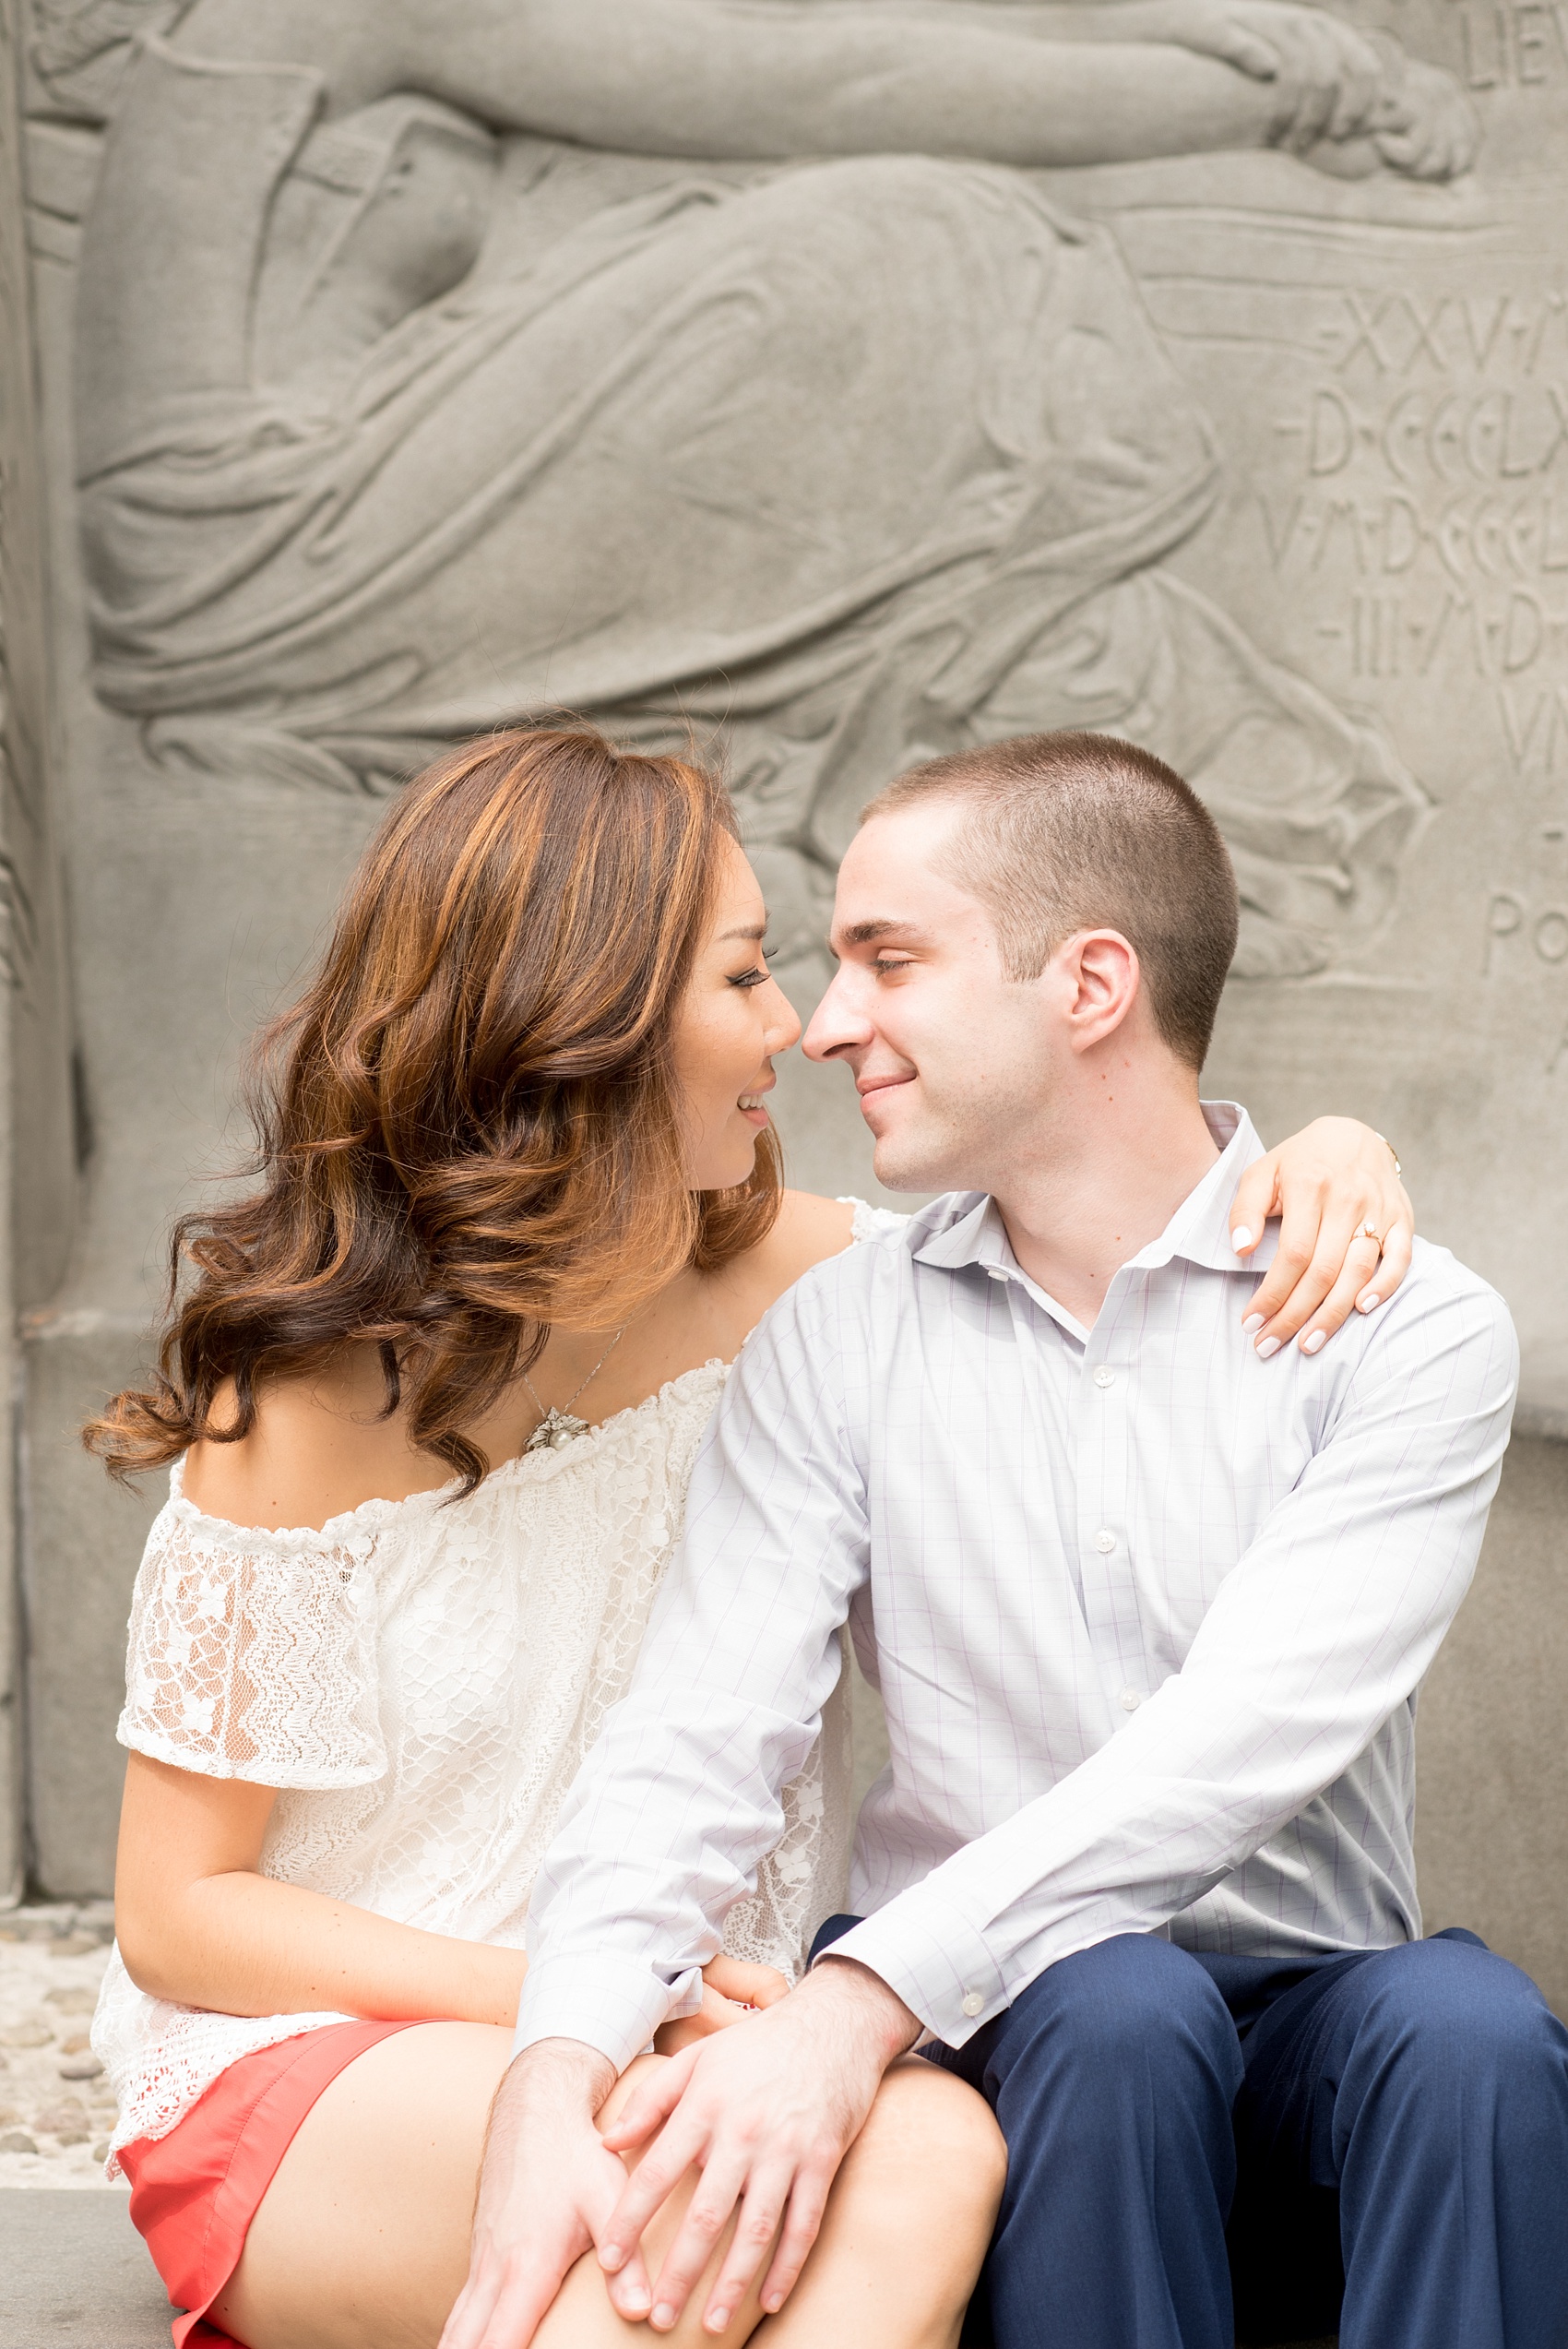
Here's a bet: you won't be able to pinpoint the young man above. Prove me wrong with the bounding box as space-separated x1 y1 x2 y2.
449 733 1565 2349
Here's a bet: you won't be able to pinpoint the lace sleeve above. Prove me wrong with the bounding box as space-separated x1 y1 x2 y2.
117 1476 386 1788
720 1632 854 1981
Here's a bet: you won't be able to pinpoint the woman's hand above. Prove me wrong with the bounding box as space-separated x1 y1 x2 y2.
654 1953 790 2053
1230 1118 1411 1358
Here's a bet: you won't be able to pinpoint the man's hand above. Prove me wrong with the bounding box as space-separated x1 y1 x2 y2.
597 1958 921 2335
439 2039 640 2349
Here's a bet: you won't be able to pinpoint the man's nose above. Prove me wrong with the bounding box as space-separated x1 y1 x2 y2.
802 966 871 1063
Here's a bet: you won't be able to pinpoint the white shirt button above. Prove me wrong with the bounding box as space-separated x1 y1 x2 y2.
1092 1365 1115 1389
1094 1529 1117 1554
1119 1687 1144 1712
960 1990 986 2018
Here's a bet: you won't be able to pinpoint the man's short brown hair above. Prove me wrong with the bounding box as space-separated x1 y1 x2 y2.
861 732 1240 1070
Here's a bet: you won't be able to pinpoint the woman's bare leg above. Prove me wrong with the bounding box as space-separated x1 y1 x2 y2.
212 2024 508 2349
214 2026 1002 2349
216 2028 753 2349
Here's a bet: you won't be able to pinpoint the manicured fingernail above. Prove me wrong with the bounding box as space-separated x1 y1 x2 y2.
1301 1330 1326 1355
1357 1289 1381 1313
708 2310 731 2334
763 2298 784 2316
600 2245 625 2271
1255 1336 1282 1359
653 2308 677 2331
1241 1313 1265 1335
622 2288 650 2315
1232 1225 1254 1251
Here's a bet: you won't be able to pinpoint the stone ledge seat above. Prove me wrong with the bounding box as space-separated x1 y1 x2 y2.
0 2188 1339 2347
0 2192 172 2348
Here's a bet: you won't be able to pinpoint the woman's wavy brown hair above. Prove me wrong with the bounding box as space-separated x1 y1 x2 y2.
85 726 781 1493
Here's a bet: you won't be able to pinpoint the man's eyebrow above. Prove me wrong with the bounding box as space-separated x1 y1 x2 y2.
837 918 932 948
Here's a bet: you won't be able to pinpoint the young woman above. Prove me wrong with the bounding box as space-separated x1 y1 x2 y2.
88 727 1412 2349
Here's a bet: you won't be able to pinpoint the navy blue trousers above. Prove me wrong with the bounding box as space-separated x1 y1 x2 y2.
811 1920 1568 2349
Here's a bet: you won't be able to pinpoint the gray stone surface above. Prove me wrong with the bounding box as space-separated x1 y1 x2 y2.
0 2192 172 2348
0 1903 120 2189
0 0 1564 2032
1414 1431 1568 2018
0 2188 1337 2349
0 0 76 1905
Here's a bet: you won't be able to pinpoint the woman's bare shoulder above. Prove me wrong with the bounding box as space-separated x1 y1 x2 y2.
770 1189 859 1276
710 1190 856 1327
180 1350 446 1533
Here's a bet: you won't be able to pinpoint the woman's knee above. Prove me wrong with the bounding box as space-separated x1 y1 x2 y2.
852 2057 1008 2230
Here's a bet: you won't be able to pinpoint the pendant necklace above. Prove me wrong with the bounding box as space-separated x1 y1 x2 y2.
521 1328 627 1453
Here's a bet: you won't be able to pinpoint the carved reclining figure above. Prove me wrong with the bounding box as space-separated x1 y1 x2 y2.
53 0 1471 973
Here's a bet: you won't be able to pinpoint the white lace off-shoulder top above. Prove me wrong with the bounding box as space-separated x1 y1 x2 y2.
93 1203 907 2164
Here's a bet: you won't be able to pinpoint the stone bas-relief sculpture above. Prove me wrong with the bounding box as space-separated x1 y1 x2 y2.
47 0 1472 984
12 0 1568 2002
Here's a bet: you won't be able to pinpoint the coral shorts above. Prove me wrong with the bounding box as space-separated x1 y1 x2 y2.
119 2020 425 2346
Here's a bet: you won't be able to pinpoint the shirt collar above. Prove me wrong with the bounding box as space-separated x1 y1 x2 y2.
911 1102 1266 1284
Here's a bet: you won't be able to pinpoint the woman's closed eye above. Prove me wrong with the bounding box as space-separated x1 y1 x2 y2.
727 948 778 990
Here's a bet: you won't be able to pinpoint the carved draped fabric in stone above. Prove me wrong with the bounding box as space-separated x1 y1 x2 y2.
76 34 1425 977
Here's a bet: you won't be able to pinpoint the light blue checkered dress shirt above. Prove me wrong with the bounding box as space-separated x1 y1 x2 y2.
516 1104 1518 2066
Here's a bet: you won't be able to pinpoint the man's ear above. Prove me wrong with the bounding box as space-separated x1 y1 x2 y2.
1062 929 1140 1054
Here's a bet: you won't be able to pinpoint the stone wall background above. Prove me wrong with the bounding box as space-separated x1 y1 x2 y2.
0 0 75 1908
3 0 1565 2012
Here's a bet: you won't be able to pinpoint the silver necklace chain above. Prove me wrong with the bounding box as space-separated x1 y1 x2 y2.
520 1327 627 1453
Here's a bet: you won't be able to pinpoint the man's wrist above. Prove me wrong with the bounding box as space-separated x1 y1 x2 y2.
811 1953 923 2060
508 2034 619 2117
